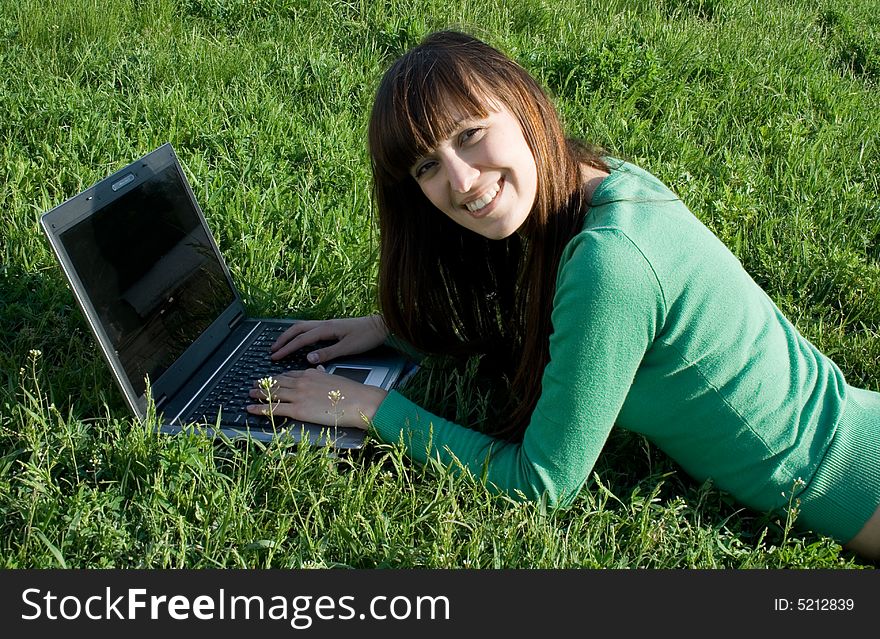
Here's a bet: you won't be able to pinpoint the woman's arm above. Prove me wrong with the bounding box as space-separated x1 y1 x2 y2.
370 228 665 506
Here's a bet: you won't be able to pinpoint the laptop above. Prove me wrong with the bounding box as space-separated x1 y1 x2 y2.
40 142 413 450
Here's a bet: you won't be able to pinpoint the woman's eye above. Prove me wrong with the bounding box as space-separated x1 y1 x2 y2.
414 161 435 178
461 128 483 143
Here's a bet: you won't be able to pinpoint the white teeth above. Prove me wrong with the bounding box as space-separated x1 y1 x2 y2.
465 184 500 212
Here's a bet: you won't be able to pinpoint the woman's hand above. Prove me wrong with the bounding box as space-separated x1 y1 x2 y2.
247 366 388 430
270 314 389 364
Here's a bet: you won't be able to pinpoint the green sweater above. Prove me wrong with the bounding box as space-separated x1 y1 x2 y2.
372 160 872 541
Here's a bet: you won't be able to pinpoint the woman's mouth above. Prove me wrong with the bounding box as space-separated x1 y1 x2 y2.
464 178 504 216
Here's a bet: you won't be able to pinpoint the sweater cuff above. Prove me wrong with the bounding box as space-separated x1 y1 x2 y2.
796 385 880 543
370 390 435 464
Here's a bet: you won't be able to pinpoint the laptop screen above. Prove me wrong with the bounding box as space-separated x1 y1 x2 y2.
59 163 235 396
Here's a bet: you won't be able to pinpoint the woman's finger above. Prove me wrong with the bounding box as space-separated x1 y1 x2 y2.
276 367 326 381
271 321 337 359
274 369 309 383
270 321 316 351
245 401 288 417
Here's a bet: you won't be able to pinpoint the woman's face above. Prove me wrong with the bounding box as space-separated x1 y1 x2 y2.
409 105 538 240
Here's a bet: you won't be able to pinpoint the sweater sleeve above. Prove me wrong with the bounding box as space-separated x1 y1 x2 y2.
371 228 665 506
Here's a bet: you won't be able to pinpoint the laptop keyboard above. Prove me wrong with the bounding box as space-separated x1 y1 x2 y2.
189 324 332 429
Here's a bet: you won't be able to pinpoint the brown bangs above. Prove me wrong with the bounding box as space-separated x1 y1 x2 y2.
368 45 491 184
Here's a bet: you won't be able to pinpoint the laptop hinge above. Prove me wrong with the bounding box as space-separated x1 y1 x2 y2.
228 312 244 329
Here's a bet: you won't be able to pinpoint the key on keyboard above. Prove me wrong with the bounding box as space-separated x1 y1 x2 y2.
190 324 333 429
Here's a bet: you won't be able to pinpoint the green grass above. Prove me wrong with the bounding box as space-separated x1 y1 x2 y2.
1 0 878 568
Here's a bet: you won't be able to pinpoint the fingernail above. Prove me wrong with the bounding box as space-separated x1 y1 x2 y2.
307 352 318 363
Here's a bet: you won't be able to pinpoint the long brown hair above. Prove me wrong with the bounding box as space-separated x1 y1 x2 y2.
368 30 606 441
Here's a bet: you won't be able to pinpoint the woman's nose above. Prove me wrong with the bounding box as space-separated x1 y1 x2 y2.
445 154 479 193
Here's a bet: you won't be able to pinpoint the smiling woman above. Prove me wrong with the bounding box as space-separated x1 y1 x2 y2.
406 108 538 240
257 30 880 561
